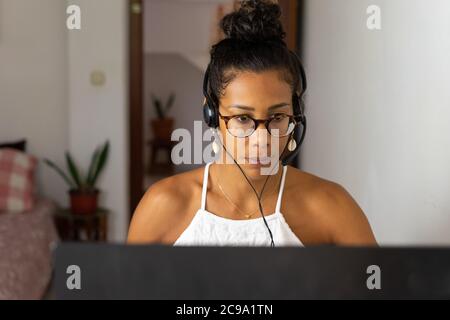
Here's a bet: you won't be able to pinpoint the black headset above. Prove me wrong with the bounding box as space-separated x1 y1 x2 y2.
201 50 307 247
202 50 308 166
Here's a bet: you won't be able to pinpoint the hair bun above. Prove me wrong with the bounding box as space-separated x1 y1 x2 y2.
220 0 286 43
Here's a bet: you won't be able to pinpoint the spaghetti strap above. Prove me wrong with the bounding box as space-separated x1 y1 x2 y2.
200 162 212 210
174 162 303 247
275 165 288 213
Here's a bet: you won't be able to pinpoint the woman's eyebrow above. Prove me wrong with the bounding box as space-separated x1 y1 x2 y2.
227 102 290 111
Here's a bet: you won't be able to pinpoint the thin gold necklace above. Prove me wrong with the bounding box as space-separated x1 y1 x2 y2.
213 167 281 219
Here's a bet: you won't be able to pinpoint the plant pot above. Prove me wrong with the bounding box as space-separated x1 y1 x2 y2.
151 117 174 142
69 189 99 215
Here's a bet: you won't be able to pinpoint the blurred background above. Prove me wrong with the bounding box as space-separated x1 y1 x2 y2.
0 0 449 298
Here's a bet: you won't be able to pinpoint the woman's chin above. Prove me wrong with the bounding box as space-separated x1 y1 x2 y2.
239 161 279 177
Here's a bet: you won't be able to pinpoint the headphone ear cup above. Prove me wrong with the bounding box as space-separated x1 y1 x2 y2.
292 93 301 115
203 101 218 128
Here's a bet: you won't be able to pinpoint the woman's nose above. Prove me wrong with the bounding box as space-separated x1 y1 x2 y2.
252 117 270 132
256 121 267 131
250 128 271 146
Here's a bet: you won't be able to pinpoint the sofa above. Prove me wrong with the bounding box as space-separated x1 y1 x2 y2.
0 198 59 299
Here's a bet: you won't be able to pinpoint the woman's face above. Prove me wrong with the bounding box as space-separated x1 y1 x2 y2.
218 69 294 178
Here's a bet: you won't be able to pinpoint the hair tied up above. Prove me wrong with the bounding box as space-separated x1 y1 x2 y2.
220 0 286 43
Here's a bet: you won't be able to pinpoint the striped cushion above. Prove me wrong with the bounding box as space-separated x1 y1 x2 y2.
0 149 37 212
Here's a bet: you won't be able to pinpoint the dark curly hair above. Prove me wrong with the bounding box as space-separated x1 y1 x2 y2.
207 0 305 109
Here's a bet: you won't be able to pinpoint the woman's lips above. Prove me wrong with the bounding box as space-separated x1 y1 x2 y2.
244 156 272 165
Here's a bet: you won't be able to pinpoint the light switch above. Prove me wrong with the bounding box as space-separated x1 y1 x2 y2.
90 70 106 87
131 3 142 15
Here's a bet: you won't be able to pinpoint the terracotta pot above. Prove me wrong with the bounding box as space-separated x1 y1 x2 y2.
151 118 174 142
69 189 99 215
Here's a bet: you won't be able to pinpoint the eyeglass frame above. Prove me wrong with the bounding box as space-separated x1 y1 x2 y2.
217 111 303 138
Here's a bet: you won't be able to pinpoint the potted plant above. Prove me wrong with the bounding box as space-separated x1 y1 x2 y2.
150 92 176 142
44 141 110 215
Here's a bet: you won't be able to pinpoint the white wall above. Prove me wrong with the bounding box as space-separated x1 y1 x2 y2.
143 0 230 174
144 53 206 173
0 0 130 242
67 0 129 242
144 0 233 70
145 0 212 53
0 0 69 206
144 0 225 53
301 0 450 245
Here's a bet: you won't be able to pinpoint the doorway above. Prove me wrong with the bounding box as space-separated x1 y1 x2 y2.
128 0 304 220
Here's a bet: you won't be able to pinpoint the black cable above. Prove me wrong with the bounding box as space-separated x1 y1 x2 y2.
212 129 293 247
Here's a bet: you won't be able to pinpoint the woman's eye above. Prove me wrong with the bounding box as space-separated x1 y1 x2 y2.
236 115 251 123
272 114 286 122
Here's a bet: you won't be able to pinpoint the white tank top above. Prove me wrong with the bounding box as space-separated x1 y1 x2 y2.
173 161 303 247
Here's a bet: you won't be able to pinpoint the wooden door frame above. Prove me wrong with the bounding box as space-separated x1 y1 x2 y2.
279 0 304 167
129 0 144 219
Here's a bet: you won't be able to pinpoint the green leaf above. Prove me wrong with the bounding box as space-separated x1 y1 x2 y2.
43 159 76 189
86 149 100 187
89 141 110 188
156 101 164 119
65 152 83 189
165 92 176 115
151 93 165 119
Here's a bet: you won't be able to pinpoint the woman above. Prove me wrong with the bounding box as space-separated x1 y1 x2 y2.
128 0 377 247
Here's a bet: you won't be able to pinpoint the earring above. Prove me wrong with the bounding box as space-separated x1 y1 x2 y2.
287 138 297 152
210 128 221 154
212 140 221 154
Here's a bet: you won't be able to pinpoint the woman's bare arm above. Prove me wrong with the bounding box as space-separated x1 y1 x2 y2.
127 178 186 244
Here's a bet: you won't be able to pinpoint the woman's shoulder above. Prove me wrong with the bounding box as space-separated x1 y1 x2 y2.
284 165 346 220
285 164 362 217
284 165 377 245
127 165 206 244
285 165 342 198
148 166 205 201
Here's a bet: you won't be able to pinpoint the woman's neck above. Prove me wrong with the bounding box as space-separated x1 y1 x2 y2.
209 161 284 205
